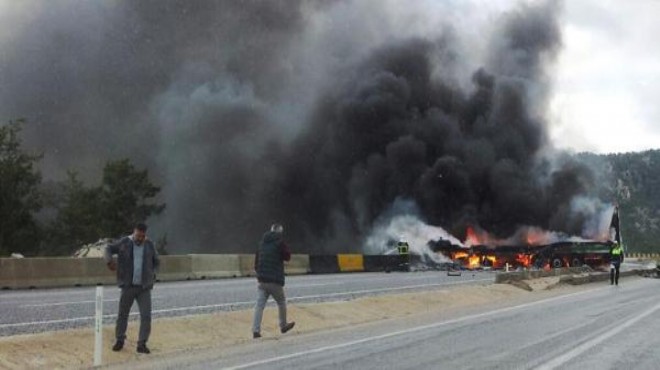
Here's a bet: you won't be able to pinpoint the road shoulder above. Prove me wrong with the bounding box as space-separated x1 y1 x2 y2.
0 276 629 369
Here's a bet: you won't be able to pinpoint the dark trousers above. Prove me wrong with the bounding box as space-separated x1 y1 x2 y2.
116 286 152 344
610 262 621 285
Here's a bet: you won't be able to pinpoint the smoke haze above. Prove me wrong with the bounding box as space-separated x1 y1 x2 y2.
0 0 610 253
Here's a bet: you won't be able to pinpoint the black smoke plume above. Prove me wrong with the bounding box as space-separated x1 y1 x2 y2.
0 1 605 253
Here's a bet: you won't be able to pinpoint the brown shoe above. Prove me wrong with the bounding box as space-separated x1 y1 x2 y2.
281 322 295 334
253 332 262 339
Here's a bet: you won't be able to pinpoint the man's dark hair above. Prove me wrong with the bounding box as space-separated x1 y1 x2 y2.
135 223 148 232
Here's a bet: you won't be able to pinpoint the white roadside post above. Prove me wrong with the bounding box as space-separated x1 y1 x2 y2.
94 285 103 366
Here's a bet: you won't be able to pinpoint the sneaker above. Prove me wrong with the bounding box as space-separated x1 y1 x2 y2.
253 332 262 339
281 322 295 334
112 340 124 352
136 343 151 354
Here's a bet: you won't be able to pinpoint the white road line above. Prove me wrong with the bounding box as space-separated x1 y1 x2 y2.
286 282 343 288
0 272 493 301
0 314 115 328
22 299 119 308
535 301 660 370
288 278 493 301
14 279 482 308
0 278 491 329
223 287 612 370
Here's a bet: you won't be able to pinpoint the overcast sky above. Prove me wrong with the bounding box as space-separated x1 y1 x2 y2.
0 0 658 155
550 0 660 154
0 0 651 248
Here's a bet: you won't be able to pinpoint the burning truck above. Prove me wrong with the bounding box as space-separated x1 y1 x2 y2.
430 240 614 270
429 207 622 271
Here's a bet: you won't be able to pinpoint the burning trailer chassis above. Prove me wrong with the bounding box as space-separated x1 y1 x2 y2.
431 240 615 271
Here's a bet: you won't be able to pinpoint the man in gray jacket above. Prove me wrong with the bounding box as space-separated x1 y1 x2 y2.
104 223 160 354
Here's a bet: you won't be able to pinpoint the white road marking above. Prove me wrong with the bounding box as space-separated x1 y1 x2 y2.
223 286 612 370
22 299 119 308
287 278 493 301
0 272 494 303
0 314 114 328
285 282 344 288
0 278 491 329
14 279 474 308
11 277 437 308
535 301 660 370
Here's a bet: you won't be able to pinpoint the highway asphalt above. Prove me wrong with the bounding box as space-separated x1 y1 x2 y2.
135 276 660 370
0 271 494 336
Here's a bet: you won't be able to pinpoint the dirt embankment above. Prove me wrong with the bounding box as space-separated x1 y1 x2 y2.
0 276 571 370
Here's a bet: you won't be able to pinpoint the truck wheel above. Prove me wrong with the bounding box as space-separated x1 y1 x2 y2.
552 258 563 269
571 258 582 267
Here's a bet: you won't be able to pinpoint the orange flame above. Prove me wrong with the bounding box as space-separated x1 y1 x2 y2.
523 228 547 246
484 255 497 265
515 253 532 268
453 251 469 260
526 235 539 246
468 255 480 269
464 225 500 247
465 226 480 246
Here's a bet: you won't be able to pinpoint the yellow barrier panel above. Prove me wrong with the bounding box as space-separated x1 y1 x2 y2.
337 254 364 272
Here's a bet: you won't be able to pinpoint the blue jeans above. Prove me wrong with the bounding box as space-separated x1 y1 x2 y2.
252 282 287 333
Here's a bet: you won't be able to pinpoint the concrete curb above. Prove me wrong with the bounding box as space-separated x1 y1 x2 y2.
496 268 655 287
0 253 312 290
494 267 591 284
559 269 652 285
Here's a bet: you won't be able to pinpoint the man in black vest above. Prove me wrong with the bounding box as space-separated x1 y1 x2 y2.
252 223 295 338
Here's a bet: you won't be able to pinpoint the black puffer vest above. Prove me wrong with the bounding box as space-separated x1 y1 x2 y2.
256 231 285 286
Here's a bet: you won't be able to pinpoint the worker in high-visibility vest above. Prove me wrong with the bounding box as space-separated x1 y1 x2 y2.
397 239 410 271
609 242 624 285
397 241 409 255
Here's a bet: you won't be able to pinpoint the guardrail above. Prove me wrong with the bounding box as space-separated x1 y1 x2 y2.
5 252 655 290
625 253 660 259
0 254 419 289
0 254 313 290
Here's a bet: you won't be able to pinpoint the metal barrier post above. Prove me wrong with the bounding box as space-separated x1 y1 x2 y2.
94 286 103 366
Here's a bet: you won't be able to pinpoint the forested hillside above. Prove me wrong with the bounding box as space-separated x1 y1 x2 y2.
577 150 660 252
